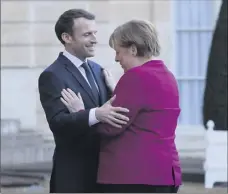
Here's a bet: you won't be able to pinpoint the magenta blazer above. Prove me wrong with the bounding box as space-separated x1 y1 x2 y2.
96 60 182 186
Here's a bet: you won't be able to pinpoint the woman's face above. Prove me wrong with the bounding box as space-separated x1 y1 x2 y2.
113 44 136 72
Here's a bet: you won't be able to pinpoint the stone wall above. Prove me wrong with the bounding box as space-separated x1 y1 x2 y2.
1 0 173 135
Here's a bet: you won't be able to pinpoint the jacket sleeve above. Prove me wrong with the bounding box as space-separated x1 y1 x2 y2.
38 71 90 137
96 70 144 137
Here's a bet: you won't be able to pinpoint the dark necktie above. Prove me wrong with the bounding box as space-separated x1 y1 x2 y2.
81 62 99 104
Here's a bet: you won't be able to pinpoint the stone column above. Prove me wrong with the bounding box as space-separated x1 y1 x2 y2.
1 1 37 131
150 0 174 70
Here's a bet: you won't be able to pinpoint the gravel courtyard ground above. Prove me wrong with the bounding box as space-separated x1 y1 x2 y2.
1 182 227 194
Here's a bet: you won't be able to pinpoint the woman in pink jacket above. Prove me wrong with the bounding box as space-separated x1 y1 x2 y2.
61 19 181 193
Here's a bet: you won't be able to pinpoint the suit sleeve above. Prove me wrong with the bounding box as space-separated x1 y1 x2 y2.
96 70 144 137
38 71 90 137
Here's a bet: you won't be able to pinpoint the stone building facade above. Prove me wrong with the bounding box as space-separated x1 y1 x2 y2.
1 0 222 153
1 0 175 136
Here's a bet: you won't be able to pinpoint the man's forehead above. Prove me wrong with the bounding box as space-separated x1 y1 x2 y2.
73 18 96 28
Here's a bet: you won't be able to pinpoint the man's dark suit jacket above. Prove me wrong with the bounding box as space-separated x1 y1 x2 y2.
38 53 110 193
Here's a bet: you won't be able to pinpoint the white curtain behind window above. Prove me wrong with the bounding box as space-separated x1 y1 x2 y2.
174 0 220 125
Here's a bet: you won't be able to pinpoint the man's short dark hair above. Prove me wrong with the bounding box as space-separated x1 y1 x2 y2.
55 9 95 44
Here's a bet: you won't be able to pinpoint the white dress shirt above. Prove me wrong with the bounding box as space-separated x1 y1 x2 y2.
63 50 100 126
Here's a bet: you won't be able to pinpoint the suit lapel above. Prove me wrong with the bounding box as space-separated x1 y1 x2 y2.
61 55 97 106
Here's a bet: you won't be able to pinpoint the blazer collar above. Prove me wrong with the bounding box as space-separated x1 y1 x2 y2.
62 50 84 68
58 52 98 106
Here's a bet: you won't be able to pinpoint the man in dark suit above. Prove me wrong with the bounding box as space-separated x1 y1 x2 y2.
38 9 129 193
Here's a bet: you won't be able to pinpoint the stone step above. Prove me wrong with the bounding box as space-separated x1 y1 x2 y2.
0 157 207 188
2 157 205 175
1 170 49 179
1 175 42 187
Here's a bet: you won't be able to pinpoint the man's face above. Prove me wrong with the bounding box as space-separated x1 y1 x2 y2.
68 18 97 60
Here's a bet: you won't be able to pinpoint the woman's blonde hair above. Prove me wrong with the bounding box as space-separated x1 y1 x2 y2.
109 19 160 57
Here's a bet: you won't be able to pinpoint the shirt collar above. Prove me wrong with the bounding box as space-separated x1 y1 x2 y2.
63 50 87 68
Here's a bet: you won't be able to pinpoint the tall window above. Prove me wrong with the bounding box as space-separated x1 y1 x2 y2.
174 0 220 125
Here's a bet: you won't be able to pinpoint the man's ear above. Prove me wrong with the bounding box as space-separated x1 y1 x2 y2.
61 32 72 44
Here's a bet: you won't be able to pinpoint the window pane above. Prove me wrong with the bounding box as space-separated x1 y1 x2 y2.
176 31 212 77
177 80 205 125
174 0 215 125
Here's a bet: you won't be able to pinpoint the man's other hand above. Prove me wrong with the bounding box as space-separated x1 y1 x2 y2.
95 95 130 128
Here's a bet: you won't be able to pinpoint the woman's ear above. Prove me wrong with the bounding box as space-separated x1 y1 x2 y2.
130 45 137 56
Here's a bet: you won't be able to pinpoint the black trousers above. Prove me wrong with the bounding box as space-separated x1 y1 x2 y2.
97 184 179 193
